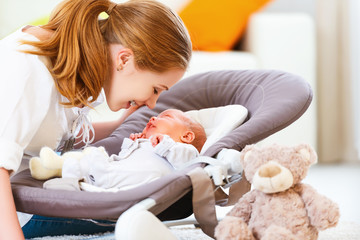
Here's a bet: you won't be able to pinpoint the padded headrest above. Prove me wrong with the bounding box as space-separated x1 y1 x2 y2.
12 70 312 221
185 105 248 154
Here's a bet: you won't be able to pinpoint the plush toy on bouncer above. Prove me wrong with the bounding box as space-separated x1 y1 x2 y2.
215 143 340 240
29 146 108 180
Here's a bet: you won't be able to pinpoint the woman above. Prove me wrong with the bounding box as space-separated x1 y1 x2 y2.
0 0 192 238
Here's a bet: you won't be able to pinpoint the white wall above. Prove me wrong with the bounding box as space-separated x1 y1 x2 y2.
0 0 63 38
349 0 360 158
264 0 315 16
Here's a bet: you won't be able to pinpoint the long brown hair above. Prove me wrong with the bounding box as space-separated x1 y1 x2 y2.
22 0 192 107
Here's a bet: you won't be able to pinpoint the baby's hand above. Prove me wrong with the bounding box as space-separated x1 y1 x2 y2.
150 134 164 147
129 132 145 140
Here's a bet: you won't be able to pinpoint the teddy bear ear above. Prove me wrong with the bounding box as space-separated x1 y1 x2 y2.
239 144 255 165
297 144 318 165
240 144 256 164
240 145 255 157
243 144 255 152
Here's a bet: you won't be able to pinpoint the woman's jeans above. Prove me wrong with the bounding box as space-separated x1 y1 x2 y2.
22 215 115 239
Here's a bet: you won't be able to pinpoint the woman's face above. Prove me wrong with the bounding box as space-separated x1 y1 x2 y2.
104 45 185 111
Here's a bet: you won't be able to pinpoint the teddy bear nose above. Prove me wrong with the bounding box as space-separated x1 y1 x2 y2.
258 162 281 178
253 161 294 193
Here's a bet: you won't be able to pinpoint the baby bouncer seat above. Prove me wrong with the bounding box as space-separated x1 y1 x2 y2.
11 70 313 238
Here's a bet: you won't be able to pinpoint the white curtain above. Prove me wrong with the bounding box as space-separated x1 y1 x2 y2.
316 0 359 162
349 0 360 160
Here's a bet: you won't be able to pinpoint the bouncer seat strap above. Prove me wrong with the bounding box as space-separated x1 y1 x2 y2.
187 167 252 238
187 167 218 238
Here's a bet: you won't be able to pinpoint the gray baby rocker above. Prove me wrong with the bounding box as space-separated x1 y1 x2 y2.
11 70 313 239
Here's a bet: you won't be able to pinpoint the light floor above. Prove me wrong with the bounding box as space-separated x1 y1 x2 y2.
303 163 360 224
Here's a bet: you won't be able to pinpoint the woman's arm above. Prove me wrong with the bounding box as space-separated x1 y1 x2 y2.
75 105 140 148
0 168 25 240
92 105 139 142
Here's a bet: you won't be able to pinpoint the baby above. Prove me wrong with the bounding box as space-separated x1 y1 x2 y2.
31 109 207 191
129 108 206 166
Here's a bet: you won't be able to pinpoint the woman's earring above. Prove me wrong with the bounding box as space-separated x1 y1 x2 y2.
117 64 123 71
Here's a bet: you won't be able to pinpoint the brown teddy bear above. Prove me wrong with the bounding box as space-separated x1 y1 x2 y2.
214 143 340 240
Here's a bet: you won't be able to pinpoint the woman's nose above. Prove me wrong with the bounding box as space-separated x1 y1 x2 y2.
145 95 159 109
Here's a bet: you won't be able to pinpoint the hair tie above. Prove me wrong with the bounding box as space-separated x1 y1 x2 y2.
107 2 117 16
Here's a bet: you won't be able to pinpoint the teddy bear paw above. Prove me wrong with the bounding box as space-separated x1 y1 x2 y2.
215 216 255 240
262 225 298 240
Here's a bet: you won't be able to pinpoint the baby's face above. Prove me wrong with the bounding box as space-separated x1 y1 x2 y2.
142 109 189 142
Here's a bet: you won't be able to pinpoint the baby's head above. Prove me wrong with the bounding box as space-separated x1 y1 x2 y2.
142 109 206 152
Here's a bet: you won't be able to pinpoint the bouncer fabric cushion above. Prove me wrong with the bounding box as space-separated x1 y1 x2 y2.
11 70 313 221
185 105 248 154
94 70 312 159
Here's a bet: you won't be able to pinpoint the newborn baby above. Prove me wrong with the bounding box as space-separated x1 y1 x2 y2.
36 109 206 191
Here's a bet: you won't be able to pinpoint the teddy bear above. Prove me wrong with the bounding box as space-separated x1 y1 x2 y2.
29 146 108 180
214 143 340 240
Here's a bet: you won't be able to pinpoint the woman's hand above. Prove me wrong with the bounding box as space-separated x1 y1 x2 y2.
90 104 142 145
124 104 141 117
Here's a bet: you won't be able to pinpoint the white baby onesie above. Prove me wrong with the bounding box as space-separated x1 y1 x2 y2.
62 135 199 190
